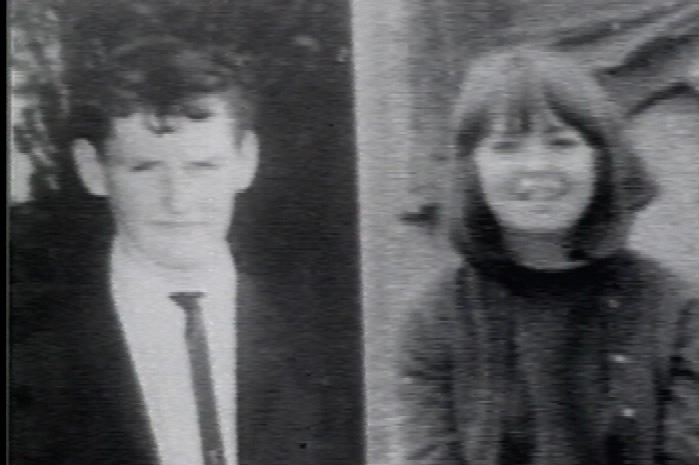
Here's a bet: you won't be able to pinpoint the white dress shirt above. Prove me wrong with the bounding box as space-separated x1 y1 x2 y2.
111 238 237 465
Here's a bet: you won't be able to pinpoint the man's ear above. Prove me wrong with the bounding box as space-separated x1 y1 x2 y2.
237 131 259 191
73 139 108 196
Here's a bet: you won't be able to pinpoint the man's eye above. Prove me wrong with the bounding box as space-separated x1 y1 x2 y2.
550 137 580 148
490 139 519 152
188 161 220 170
129 161 159 172
183 106 212 121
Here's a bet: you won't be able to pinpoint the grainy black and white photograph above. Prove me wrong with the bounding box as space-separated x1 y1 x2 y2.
10 1 362 464
355 1 698 465
9 0 699 464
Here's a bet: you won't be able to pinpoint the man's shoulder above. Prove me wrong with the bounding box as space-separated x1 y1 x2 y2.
11 200 113 344
11 200 112 284
237 266 314 326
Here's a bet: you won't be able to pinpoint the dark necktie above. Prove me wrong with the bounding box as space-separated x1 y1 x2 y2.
170 291 227 465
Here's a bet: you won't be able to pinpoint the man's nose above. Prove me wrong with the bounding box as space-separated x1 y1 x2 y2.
161 168 193 213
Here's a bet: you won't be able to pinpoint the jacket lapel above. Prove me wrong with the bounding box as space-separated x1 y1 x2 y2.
68 248 158 465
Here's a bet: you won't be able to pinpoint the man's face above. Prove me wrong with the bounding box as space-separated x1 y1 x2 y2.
97 97 257 270
473 120 595 235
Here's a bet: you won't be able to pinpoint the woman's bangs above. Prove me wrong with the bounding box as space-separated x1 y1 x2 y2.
486 63 571 138
454 49 610 155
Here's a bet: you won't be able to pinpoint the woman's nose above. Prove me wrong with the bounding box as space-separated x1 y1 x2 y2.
520 139 556 171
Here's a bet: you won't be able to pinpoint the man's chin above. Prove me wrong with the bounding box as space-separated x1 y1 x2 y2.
160 250 219 268
141 244 225 272
119 232 228 271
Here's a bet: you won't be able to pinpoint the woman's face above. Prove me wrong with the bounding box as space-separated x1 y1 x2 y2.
473 119 596 235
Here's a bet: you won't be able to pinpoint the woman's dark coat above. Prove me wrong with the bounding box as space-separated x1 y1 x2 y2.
399 252 698 464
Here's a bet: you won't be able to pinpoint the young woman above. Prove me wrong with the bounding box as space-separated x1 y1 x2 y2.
398 46 698 465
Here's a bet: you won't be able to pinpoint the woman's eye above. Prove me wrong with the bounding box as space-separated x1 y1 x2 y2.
129 161 159 172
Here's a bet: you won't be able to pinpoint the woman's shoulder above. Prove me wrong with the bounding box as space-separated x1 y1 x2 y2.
615 249 698 302
614 250 697 352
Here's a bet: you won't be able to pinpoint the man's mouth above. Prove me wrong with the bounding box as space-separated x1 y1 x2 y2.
152 221 207 228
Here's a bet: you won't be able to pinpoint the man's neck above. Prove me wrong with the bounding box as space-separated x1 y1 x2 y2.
113 236 233 289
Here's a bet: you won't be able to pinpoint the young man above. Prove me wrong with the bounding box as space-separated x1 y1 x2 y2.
11 36 329 465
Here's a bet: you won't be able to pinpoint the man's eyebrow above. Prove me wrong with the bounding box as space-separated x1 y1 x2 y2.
187 155 227 163
543 125 574 134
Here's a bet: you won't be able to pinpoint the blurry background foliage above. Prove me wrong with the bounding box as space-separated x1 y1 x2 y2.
10 0 351 204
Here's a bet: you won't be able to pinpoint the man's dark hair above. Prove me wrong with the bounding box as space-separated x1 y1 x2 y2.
69 36 257 153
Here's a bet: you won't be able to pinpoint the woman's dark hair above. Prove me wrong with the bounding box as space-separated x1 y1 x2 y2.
447 45 657 264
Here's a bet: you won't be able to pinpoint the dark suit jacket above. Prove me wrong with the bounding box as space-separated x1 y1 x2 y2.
10 207 338 465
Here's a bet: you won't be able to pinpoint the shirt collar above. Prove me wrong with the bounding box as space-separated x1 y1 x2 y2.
111 235 236 299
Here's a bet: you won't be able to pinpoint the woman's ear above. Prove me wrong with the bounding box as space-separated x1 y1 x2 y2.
73 139 108 196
